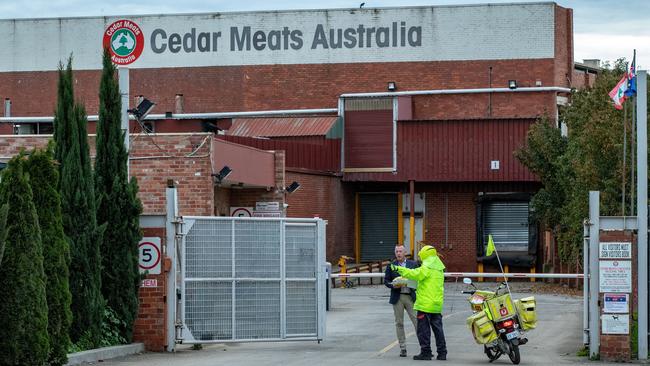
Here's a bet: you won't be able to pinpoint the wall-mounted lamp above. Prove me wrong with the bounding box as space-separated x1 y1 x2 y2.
212 166 232 183
387 81 397 91
508 80 518 90
128 98 156 122
285 181 301 194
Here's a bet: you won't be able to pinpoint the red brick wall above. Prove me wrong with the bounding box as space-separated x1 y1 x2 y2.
412 92 557 121
572 70 597 89
554 6 574 88
598 230 636 362
4 60 568 123
285 170 354 262
134 227 167 352
129 134 214 216
0 133 215 216
424 192 477 273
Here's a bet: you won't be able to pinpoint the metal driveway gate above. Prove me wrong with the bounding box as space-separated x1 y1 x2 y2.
176 217 326 343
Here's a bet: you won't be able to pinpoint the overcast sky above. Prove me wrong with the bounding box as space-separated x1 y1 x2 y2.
1 0 647 68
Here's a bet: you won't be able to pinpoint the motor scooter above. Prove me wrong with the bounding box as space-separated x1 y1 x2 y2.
462 278 537 364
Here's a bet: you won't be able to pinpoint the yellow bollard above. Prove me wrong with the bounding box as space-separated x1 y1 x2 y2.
530 267 536 282
338 256 348 288
338 256 354 288
477 262 484 282
504 265 509 282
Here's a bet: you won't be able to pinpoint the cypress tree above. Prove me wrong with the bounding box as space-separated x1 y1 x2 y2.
54 58 105 346
25 146 73 365
0 203 7 266
0 155 49 365
95 48 143 341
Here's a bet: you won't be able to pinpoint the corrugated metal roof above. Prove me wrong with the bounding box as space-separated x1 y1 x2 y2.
228 117 337 137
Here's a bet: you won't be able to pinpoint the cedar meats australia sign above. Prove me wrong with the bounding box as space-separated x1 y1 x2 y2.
0 3 556 71
103 19 145 65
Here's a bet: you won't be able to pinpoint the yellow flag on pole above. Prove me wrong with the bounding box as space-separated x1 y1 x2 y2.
486 234 496 256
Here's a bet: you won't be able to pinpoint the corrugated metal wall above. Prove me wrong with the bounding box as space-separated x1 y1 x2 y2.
344 98 393 169
343 118 537 182
216 135 340 172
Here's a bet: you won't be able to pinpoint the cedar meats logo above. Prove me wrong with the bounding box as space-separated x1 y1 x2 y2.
103 19 144 65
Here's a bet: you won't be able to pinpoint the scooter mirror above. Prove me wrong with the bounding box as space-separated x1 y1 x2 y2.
463 277 472 285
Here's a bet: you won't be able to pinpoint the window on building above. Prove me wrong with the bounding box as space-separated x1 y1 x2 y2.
13 122 54 135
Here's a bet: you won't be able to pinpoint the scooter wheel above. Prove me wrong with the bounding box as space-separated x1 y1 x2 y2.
508 342 520 364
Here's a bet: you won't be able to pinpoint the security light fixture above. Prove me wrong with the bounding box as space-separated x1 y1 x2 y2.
212 166 232 183
508 80 518 90
128 98 155 122
285 181 301 194
387 81 397 91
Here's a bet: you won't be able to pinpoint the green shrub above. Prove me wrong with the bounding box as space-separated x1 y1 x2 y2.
0 155 49 365
26 147 73 366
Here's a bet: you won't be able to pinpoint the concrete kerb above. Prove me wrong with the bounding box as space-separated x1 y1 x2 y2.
66 343 145 365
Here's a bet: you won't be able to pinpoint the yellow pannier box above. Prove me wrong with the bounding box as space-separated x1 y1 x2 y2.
485 293 516 322
466 310 498 344
515 296 537 330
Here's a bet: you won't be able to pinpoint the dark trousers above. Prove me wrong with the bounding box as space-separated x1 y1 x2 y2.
416 311 447 356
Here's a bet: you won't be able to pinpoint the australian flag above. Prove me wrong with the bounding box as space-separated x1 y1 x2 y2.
625 50 637 97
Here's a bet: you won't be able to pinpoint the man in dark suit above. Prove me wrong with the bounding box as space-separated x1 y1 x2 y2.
384 244 418 357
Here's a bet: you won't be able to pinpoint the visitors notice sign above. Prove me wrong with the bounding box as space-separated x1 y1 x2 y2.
599 242 632 259
599 260 632 293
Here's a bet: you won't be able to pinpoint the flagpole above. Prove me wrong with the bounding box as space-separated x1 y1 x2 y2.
630 89 636 216
631 49 637 215
488 235 512 296
494 247 513 296
623 97 628 216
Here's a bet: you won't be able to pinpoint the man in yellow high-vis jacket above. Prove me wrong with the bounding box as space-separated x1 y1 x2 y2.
392 245 447 361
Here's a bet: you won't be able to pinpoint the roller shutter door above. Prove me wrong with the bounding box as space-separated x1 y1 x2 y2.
360 193 398 261
483 201 529 252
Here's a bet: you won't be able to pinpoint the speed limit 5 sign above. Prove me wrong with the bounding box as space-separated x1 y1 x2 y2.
139 237 162 275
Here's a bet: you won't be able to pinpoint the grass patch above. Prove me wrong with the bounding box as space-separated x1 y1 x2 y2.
576 346 589 357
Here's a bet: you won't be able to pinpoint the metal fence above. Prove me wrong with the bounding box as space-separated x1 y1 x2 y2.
176 217 326 343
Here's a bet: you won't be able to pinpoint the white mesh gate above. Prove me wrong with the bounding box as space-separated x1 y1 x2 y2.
176 217 326 343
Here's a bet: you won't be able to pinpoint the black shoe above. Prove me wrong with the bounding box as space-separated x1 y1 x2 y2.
400 349 407 357
437 354 447 360
413 353 432 360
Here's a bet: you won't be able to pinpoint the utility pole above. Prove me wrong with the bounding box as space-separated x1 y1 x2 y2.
637 70 648 360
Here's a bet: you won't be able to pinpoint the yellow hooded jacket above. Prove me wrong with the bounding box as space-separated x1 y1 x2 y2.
394 246 445 314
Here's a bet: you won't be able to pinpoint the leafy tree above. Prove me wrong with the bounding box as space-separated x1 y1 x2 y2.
517 59 647 264
0 155 49 365
54 57 105 346
95 48 143 341
25 146 73 365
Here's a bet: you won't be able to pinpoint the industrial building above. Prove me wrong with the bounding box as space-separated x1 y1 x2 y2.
0 2 577 273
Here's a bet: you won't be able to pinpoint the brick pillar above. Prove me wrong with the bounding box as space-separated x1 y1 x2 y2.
133 227 168 351
598 230 637 362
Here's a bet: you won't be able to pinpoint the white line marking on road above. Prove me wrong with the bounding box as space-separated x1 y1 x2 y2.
377 310 470 355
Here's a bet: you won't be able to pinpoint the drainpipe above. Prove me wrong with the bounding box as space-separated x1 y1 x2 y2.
409 180 415 257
